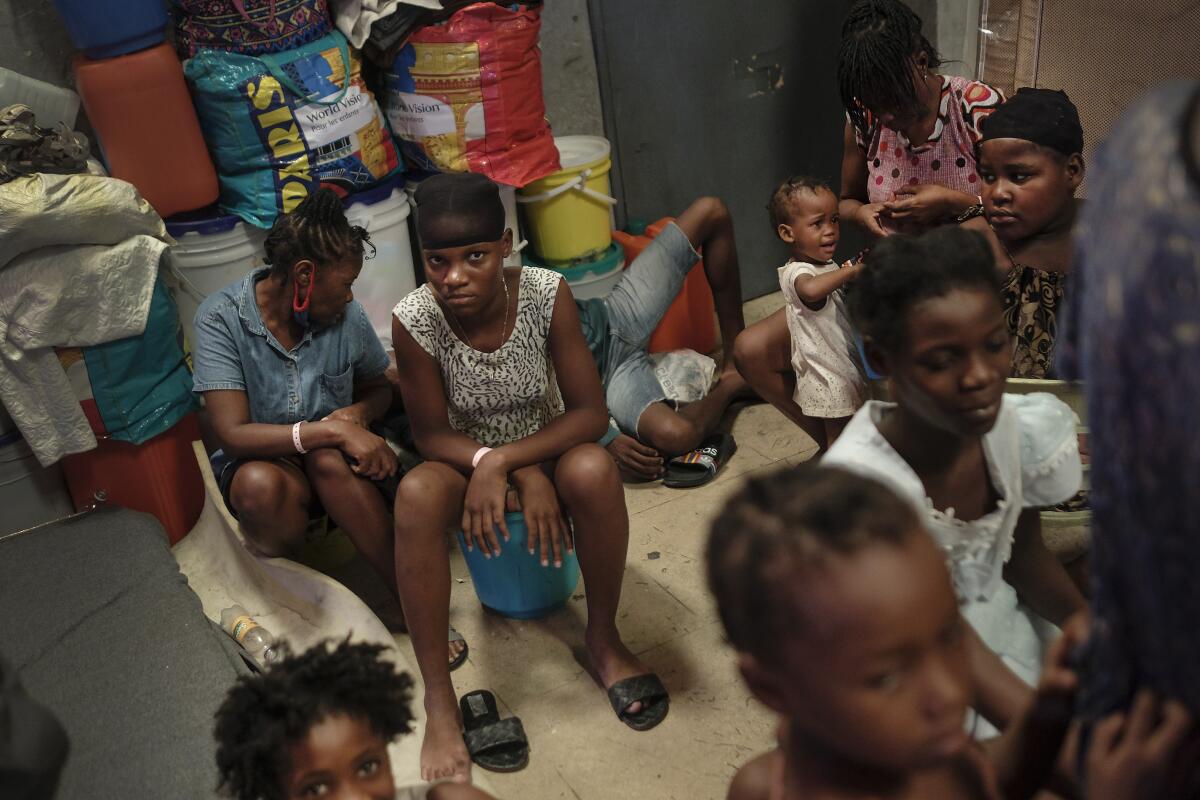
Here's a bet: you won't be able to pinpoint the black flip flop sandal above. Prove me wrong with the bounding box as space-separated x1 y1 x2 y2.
662 433 737 489
448 626 468 672
460 690 529 773
607 673 670 731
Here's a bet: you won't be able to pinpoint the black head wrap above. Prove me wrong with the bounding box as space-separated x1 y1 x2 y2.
413 172 507 249
979 87 1084 156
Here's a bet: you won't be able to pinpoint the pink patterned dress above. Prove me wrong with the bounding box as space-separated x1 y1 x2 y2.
852 75 1005 233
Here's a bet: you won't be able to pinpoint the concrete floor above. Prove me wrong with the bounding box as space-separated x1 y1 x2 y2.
341 293 807 799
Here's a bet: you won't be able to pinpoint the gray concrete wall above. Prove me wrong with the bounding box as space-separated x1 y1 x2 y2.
0 1 78 87
538 0 604 137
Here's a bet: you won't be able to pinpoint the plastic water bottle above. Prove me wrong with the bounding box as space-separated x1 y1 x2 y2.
220 605 279 667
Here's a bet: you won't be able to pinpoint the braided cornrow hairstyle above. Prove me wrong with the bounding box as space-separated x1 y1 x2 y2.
706 464 918 664
213 638 414 800
768 175 833 230
262 189 376 277
838 0 942 135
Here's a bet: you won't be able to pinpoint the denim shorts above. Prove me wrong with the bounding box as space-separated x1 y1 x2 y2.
602 222 700 436
210 449 325 521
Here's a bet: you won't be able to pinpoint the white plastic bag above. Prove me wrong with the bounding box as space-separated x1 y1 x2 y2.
650 348 716 404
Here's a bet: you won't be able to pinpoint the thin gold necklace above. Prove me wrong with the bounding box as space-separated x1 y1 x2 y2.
446 270 511 355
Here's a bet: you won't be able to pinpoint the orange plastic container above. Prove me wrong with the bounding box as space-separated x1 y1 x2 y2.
61 413 205 545
74 43 218 217
612 218 716 354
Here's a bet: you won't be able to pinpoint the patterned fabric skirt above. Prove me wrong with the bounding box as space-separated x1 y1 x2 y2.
1002 265 1067 379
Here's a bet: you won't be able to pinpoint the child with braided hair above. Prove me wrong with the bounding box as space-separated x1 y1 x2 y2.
213 639 494 800
191 189 467 670
711 466 1177 800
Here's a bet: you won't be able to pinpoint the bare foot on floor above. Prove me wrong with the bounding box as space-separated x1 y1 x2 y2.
421 693 472 783
586 627 653 715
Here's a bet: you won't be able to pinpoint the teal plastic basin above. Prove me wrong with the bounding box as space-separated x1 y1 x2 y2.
455 511 580 619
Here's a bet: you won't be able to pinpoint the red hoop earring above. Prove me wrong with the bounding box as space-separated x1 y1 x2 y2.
292 267 316 313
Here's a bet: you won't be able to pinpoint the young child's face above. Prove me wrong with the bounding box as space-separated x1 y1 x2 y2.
777 188 840 262
762 531 971 772
285 713 395 800
422 229 514 317
978 138 1082 244
874 287 1010 438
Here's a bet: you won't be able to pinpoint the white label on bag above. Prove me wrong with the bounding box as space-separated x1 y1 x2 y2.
387 91 456 139
295 85 376 150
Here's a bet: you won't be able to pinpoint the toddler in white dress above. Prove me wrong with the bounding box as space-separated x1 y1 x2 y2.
770 176 867 451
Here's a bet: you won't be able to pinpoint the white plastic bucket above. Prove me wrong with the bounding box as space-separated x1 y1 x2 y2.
344 175 417 347
165 211 268 350
0 431 75 536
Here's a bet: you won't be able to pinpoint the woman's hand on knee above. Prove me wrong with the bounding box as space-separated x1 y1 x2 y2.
512 466 572 568
333 421 398 481
462 458 508 557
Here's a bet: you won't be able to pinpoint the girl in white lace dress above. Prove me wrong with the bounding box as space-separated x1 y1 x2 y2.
389 174 668 783
823 227 1086 737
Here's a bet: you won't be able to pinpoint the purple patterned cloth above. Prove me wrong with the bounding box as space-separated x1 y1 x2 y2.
172 0 332 58
1061 81 1200 718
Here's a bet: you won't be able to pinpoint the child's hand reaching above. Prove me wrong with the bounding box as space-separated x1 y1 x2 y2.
852 202 890 238
1087 690 1196 800
1035 612 1088 706
990 613 1089 800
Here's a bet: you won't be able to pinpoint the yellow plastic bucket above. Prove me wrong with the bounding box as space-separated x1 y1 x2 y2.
518 136 616 263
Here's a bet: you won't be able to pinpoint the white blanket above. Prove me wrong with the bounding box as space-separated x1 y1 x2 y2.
331 0 443 48
0 236 167 465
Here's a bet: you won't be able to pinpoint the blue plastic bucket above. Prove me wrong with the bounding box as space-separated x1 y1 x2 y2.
52 0 168 59
455 512 580 620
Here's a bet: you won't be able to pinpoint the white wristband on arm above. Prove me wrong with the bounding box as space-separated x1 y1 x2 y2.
472 446 493 468
292 421 308 455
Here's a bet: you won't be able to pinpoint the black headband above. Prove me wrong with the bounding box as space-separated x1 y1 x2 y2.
980 87 1083 156
413 172 506 249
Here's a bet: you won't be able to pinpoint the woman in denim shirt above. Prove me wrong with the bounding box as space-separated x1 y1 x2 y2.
191 191 463 656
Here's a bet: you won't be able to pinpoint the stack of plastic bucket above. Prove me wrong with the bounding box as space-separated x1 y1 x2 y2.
59 0 218 217
165 210 269 351
518 136 625 299
344 174 418 346
455 512 580 619
523 242 625 300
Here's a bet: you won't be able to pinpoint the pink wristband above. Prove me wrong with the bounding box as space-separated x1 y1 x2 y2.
292 421 308 454
471 446 493 468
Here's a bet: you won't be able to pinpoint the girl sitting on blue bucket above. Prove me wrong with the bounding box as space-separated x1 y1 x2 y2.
214 638 495 800
391 173 669 783
823 226 1088 737
191 190 467 670
770 175 868 452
